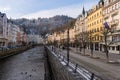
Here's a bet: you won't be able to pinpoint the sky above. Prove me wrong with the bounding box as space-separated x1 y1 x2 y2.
0 0 99 19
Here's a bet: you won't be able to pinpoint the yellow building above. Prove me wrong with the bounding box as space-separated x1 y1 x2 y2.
63 30 67 41
47 32 57 44
87 3 104 51
47 35 53 44
59 31 64 44
69 28 75 46
47 27 76 46
55 32 61 44
69 28 75 42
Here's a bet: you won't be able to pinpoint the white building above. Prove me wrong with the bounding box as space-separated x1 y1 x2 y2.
0 12 8 46
7 22 20 45
12 25 20 43
28 34 43 44
19 27 25 43
103 0 120 53
7 21 13 45
74 7 88 45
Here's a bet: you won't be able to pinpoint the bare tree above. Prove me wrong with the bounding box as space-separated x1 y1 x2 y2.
80 31 87 55
102 28 113 62
86 31 94 57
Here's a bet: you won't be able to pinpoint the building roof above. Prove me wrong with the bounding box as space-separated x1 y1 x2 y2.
0 12 6 18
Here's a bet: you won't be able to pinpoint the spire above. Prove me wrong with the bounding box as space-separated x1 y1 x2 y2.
82 6 85 16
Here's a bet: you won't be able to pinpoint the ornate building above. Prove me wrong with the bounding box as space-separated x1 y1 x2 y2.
103 0 120 53
74 7 88 46
0 12 8 46
87 2 104 51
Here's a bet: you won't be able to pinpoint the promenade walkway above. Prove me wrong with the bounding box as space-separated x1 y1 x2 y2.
56 47 120 80
70 47 120 62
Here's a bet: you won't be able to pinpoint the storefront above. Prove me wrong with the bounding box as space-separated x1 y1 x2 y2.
100 42 120 54
0 38 8 46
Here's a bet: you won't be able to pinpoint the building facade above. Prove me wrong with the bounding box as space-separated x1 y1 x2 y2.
103 0 120 53
28 34 43 44
0 12 8 46
69 28 75 46
73 7 88 47
87 2 104 51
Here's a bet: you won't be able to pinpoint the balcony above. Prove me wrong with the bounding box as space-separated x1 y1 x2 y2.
104 14 109 20
111 10 118 17
110 19 119 26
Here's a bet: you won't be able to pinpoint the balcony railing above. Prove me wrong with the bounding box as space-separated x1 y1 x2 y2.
104 14 109 20
110 19 119 26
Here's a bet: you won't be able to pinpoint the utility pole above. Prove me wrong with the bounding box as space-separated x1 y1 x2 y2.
67 28 70 66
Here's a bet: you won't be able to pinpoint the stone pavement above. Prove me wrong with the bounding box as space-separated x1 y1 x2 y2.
0 46 45 80
56 47 120 80
70 47 120 62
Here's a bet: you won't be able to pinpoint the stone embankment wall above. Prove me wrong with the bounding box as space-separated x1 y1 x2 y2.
45 46 85 80
0 45 32 59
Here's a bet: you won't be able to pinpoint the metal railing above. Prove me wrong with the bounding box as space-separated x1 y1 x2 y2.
48 46 102 80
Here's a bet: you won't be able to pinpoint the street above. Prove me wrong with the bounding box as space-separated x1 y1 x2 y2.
56 47 120 80
0 46 45 80
71 47 120 62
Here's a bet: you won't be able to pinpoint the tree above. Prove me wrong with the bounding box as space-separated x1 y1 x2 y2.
102 22 113 62
74 36 79 52
80 31 88 55
88 32 94 57
102 28 113 62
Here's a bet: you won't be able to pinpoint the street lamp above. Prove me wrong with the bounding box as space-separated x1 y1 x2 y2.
67 28 70 66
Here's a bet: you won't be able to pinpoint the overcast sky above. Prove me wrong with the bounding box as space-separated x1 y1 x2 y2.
0 0 99 19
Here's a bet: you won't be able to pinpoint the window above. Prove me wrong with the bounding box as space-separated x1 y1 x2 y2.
94 29 95 32
100 36 102 41
106 9 108 14
116 46 119 51
110 6 112 12
97 20 99 24
104 0 108 6
118 2 120 8
101 27 103 31
94 22 96 25
95 14 96 18
97 28 99 31
100 19 102 23
95 22 96 25
112 47 115 50
108 47 110 50
115 4 117 9
100 11 102 15
97 13 99 16
113 5 115 10
98 36 99 41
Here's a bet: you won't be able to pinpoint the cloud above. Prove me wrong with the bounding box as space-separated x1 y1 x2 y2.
21 7 81 19
20 1 98 19
0 6 11 12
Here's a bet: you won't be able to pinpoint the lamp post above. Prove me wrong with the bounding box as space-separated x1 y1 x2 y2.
67 28 70 66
